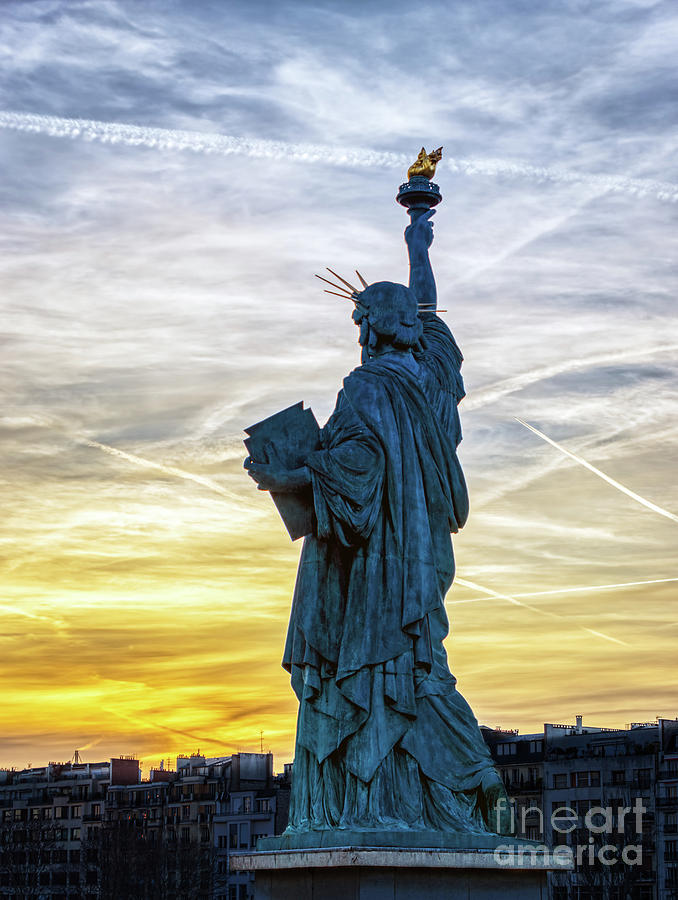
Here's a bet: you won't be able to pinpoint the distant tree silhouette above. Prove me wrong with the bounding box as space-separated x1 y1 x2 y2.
0 818 60 898
87 819 223 900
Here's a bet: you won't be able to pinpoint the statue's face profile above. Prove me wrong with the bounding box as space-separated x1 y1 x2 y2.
352 283 382 320
352 284 390 351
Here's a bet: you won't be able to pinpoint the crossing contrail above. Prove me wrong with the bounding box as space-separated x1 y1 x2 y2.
582 628 628 646
453 577 630 645
2 110 678 203
515 418 678 524
465 342 678 411
104 707 240 751
514 576 678 598
83 438 250 506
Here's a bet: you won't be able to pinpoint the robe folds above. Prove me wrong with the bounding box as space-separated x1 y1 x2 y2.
284 314 500 833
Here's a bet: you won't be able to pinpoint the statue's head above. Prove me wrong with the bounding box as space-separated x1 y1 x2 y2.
352 281 422 358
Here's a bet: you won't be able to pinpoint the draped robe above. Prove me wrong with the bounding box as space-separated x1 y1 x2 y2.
283 314 500 833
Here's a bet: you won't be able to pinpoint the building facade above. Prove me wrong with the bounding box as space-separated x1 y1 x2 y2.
0 752 290 899
483 716 678 900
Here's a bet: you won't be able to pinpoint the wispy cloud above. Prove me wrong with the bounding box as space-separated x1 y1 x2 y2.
465 343 678 411
2 111 677 203
514 576 678 598
83 438 251 506
453 577 630 646
515 418 678 524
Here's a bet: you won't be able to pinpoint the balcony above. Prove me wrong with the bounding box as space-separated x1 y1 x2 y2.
505 780 543 794
658 797 678 810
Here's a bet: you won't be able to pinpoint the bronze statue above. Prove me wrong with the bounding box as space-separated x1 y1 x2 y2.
245 165 512 842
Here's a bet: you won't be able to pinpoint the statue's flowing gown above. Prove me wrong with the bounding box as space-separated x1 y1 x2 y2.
284 313 499 833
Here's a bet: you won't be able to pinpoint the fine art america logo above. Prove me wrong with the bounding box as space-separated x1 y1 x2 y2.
493 797 647 867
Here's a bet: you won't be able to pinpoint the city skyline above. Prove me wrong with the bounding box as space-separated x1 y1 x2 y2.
1 0 677 770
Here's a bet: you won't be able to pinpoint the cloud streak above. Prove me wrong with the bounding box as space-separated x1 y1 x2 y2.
453 577 630 646
514 576 678 598
465 343 678 411
515 418 678 525
2 111 677 203
83 438 249 506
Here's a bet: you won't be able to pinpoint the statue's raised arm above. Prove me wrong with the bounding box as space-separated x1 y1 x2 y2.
405 208 437 312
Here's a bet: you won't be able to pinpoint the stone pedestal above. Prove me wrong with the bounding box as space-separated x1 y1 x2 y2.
231 840 572 900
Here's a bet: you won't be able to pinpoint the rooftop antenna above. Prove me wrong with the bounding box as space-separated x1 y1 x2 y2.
260 731 264 753
73 750 81 765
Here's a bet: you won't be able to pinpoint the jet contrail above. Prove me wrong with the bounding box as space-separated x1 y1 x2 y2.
455 577 559 615
465 342 678 411
453 577 630 645
2 110 677 203
77 736 104 753
104 708 239 751
514 576 678 598
83 438 249 505
0 603 57 624
515 418 678 524
582 628 628 646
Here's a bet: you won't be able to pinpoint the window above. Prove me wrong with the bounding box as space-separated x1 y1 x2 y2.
497 743 517 756
553 774 567 789
667 840 678 862
71 806 81 818
243 796 252 813
55 806 65 819
70 828 80 840
229 823 238 849
182 804 190 819
239 822 249 849
569 771 600 788
92 804 100 817
611 770 625 785
257 798 271 813
635 768 652 788
528 740 543 754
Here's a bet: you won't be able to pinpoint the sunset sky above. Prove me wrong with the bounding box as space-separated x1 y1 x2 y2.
1 0 677 775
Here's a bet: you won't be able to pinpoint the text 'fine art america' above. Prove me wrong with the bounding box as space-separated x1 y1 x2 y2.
244 148 513 844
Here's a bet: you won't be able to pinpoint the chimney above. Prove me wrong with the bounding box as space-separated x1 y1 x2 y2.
576 715 583 734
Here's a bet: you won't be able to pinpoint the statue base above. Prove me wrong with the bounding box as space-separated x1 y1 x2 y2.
231 836 572 899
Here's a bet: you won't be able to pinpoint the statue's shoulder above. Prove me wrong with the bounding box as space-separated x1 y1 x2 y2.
342 363 388 409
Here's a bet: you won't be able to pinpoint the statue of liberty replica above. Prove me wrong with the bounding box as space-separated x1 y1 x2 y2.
241 149 561 899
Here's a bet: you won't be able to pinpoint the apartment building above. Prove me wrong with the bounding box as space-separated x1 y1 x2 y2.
0 751 290 899
482 715 678 900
